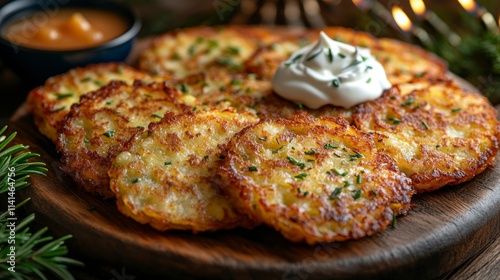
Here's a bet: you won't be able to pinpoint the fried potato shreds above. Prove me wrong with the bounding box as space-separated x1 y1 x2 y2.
28 63 164 142
109 109 259 232
218 115 413 244
57 81 193 198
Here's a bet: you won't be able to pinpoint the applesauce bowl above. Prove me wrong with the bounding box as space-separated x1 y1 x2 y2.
0 0 141 84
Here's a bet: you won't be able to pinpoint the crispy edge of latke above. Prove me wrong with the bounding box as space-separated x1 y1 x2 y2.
217 115 413 244
57 80 191 198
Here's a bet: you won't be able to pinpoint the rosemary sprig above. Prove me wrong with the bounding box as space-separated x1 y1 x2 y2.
0 126 82 279
0 126 47 193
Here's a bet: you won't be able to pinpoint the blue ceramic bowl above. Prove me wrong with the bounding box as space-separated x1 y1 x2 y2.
0 0 141 85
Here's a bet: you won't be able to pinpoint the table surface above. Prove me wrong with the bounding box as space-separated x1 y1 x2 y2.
0 43 498 280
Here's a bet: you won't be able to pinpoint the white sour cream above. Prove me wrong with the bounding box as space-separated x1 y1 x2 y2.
272 31 391 109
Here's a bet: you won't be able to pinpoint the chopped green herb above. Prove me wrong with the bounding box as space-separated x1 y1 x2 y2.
303 191 309 196
132 178 139 183
55 93 74 100
333 152 341 157
306 49 322 61
349 152 363 159
105 101 112 105
193 107 197 112
144 94 153 98
287 155 306 169
304 150 316 155
327 48 333 63
219 155 226 159
296 103 303 109
231 79 242 86
401 98 414 107
366 77 372 84
84 139 89 144
276 137 280 145
188 45 196 56
333 168 347 176
216 57 238 68
94 80 105 87
421 120 429 130
117 65 124 74
329 187 342 200
258 137 267 141
151 114 163 119
207 40 218 49
249 166 258 172
365 65 373 72
388 117 401 124
227 46 240 55
103 130 115 138
414 72 425 78
343 181 350 188
172 52 181 60
285 54 304 66
332 79 340 88
357 174 362 184
352 189 362 199
451 107 462 113
307 159 315 162
295 173 308 180
165 161 172 165
272 145 284 154
338 53 346 59
391 214 397 228
371 189 378 196
53 106 65 112
81 77 92 83
204 155 209 159
324 143 338 149
180 83 188 94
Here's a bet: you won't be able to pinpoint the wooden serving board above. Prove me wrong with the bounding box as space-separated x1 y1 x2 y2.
8 100 500 280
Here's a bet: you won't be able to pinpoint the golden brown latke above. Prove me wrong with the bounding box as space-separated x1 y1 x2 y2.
28 63 163 142
57 81 193 198
353 78 500 192
138 26 447 84
218 115 413 244
109 109 259 232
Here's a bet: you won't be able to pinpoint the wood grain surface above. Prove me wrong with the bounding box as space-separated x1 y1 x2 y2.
7 100 500 280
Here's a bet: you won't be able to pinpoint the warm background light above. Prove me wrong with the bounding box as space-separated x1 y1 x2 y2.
410 0 426 16
458 0 477 12
392 6 412 32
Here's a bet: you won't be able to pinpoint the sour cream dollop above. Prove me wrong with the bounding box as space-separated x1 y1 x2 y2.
272 31 391 109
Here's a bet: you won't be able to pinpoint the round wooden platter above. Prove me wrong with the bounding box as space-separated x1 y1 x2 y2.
7 101 500 280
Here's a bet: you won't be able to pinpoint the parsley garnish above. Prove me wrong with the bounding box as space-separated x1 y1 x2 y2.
451 107 462 113
388 117 401 124
103 130 115 138
131 178 139 183
401 98 414 107
295 173 308 180
333 168 347 176
327 48 333 63
307 49 322 61
55 93 74 100
332 79 340 88
287 155 306 169
272 145 284 154
304 150 316 155
151 114 163 119
357 174 362 184
422 120 429 130
324 143 338 149
248 166 258 172
165 161 172 165
329 187 342 200
352 189 362 199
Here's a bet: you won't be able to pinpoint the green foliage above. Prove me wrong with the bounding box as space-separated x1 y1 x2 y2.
430 31 500 104
0 126 83 279
0 126 47 193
